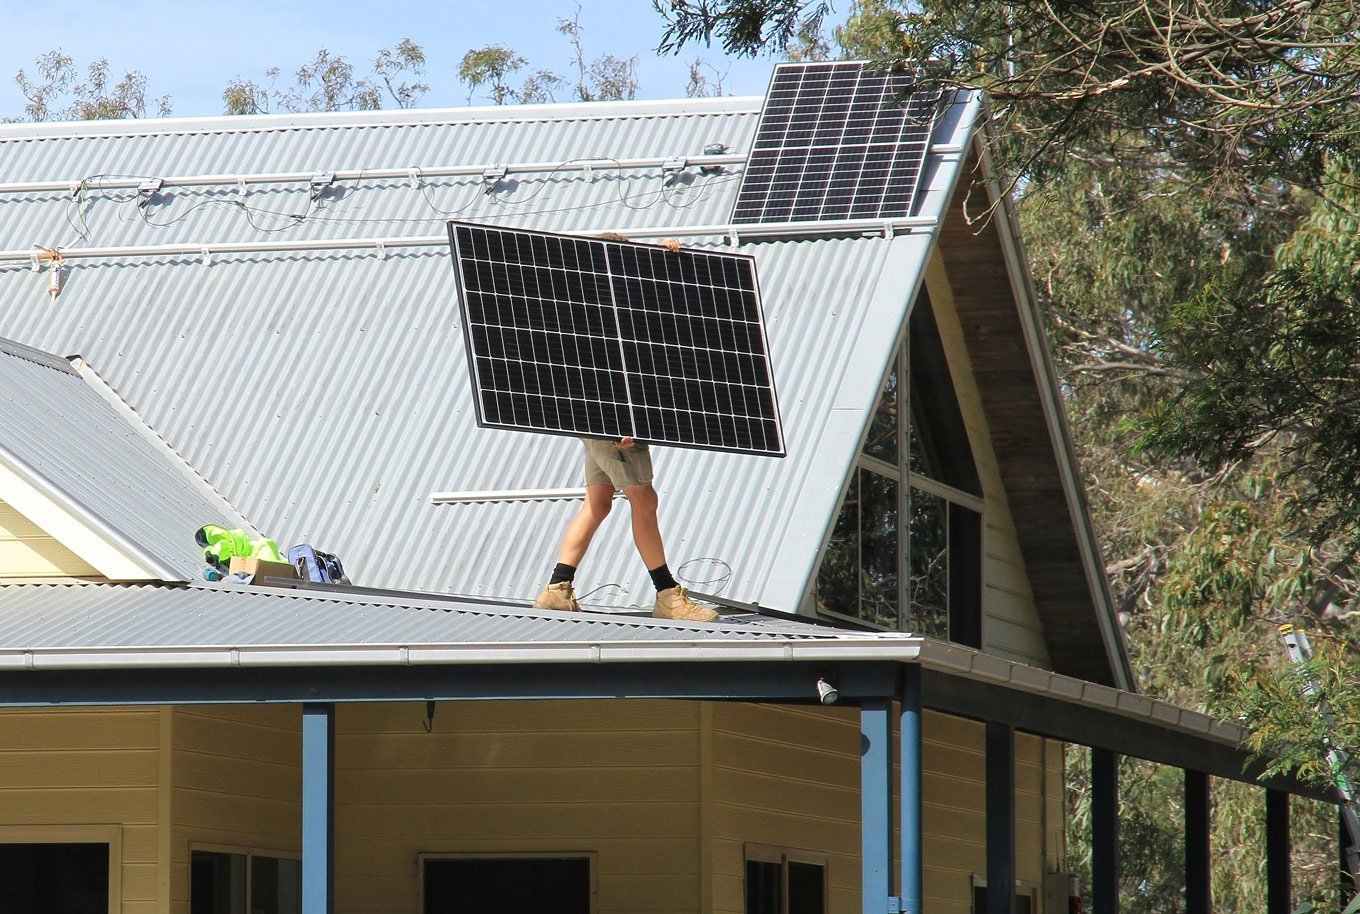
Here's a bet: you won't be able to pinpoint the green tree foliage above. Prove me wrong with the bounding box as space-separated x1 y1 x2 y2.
460 7 640 106
1144 175 1360 547
223 40 428 114
458 45 533 105
12 50 170 121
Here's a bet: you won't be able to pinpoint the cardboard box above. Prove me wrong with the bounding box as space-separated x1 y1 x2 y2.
228 556 298 585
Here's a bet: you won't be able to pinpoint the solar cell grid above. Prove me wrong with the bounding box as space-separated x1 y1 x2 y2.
449 222 785 457
733 61 940 224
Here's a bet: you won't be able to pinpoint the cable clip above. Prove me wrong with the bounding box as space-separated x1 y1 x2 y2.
309 171 336 201
200 247 212 268
701 142 727 174
662 155 688 185
482 165 507 195
137 177 163 208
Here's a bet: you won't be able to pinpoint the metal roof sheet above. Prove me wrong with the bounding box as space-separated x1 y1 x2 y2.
0 99 762 253
0 94 982 614
0 338 251 580
0 579 852 648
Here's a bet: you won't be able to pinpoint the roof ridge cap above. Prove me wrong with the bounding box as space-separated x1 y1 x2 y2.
0 96 765 142
0 336 79 375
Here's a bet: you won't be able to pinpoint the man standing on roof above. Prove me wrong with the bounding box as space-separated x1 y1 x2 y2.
533 233 718 623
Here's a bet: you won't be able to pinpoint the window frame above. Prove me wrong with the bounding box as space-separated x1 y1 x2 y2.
969 874 1040 914
0 823 122 914
189 842 301 914
415 851 598 914
744 843 829 914
814 327 987 638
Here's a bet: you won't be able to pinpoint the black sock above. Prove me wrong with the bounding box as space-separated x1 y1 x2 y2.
649 564 678 592
550 563 577 585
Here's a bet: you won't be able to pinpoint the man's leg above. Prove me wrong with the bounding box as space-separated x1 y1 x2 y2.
622 483 665 569
557 484 615 566
534 484 614 611
624 484 717 622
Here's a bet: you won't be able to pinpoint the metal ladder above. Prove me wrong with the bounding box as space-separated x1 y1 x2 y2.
1279 624 1360 880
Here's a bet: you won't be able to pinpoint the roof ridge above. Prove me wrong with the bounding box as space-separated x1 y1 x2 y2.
67 356 257 537
0 96 764 142
0 336 79 375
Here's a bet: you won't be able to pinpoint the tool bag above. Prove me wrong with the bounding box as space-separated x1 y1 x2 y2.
288 543 348 584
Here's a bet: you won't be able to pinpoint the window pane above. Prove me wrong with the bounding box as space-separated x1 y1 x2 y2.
1 842 108 914
424 857 590 914
863 355 899 463
971 886 1032 913
907 292 981 495
251 856 301 914
191 850 247 914
947 504 983 649
745 860 781 914
908 487 949 638
859 470 899 628
787 861 826 914
816 472 859 618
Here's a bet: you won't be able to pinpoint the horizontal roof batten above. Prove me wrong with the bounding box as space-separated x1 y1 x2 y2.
0 153 751 196
432 488 612 504
0 218 936 265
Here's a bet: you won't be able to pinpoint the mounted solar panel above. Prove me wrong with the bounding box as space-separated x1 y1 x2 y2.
732 61 940 224
448 222 785 457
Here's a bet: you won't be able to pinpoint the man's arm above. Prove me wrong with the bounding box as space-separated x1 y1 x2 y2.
597 231 682 253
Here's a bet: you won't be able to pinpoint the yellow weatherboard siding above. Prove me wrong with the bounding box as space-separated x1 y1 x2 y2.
708 704 1064 914
0 498 99 578
169 705 302 914
0 707 163 914
335 699 703 914
924 253 1051 669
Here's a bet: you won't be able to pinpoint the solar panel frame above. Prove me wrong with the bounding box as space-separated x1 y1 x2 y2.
448 222 786 458
733 61 943 225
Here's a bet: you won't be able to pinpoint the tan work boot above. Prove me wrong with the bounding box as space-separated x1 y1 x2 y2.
653 585 718 622
534 581 582 612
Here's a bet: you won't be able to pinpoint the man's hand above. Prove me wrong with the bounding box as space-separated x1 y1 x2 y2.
659 238 682 253
616 437 636 450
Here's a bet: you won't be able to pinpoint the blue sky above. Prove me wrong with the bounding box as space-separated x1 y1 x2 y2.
0 0 843 119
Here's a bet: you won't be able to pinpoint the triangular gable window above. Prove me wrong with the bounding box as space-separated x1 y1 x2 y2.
815 290 984 645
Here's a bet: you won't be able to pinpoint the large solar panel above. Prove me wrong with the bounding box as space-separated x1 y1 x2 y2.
732 61 940 224
448 222 785 457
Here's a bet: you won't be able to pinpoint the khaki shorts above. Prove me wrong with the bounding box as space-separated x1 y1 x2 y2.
582 438 653 490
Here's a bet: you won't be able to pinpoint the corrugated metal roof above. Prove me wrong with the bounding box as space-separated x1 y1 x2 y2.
0 99 761 253
0 579 853 648
0 338 251 581
0 94 982 614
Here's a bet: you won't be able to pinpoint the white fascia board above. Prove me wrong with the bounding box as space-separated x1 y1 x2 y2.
0 454 173 582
